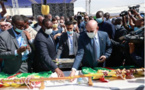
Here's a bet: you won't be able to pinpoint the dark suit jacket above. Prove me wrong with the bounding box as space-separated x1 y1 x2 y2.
72 31 112 69
0 28 32 74
98 21 115 39
56 32 79 58
33 28 57 72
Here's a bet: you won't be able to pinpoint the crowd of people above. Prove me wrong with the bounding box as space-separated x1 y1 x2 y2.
0 1 144 78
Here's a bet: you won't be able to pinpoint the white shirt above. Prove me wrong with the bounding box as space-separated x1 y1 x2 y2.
72 33 100 71
35 25 41 32
26 26 37 39
67 33 74 55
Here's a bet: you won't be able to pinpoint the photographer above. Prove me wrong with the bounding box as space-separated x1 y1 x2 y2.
121 5 142 32
119 18 144 67
106 18 128 67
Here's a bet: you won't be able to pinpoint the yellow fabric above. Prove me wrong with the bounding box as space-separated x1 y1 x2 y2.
41 5 50 15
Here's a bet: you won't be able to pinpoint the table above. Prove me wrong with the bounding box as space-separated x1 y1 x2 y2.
1 71 144 90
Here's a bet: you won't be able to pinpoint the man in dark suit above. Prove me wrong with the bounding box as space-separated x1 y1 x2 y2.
96 11 115 39
0 15 32 74
34 19 64 77
56 21 79 59
70 20 112 78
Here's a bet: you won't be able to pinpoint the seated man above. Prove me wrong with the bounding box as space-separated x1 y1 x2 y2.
0 15 32 74
34 19 64 77
70 20 112 78
0 21 10 33
56 21 79 59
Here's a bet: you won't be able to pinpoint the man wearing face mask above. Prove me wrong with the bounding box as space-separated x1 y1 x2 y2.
59 19 66 32
106 18 128 67
114 17 128 41
96 11 115 39
52 18 62 50
56 21 79 60
70 20 112 79
34 19 64 77
0 15 32 74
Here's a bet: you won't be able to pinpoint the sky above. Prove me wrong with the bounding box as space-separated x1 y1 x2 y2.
74 0 144 14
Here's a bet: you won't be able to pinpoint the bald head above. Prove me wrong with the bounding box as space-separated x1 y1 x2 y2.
86 20 99 32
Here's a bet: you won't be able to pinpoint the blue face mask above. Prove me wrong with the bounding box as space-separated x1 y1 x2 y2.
134 27 139 31
67 31 73 35
15 28 23 33
96 18 103 24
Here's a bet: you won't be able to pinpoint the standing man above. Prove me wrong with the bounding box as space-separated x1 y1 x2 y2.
34 19 64 77
0 15 32 74
96 11 115 39
79 15 89 33
44 14 52 21
104 12 111 23
21 15 37 40
56 21 79 59
70 20 112 77
33 15 44 32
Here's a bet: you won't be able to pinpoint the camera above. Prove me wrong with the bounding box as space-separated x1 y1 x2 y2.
128 5 140 14
77 12 86 20
120 11 128 17
119 26 144 44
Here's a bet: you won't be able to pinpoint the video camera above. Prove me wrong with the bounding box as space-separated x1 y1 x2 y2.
120 5 140 17
77 12 86 20
119 26 144 44
120 11 128 17
129 5 140 14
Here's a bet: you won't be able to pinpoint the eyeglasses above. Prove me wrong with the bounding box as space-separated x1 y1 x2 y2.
87 31 94 32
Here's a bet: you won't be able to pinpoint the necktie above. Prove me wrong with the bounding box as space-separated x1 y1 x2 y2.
93 38 99 67
48 35 54 45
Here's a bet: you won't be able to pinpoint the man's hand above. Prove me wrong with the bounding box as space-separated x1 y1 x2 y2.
56 58 59 62
54 33 62 40
129 43 135 54
69 69 76 82
55 68 64 77
60 24 65 28
17 45 30 54
23 31 31 40
98 55 106 63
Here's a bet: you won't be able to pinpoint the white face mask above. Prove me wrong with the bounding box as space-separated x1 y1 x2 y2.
74 24 77 28
115 25 121 29
87 31 96 38
45 29 53 35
